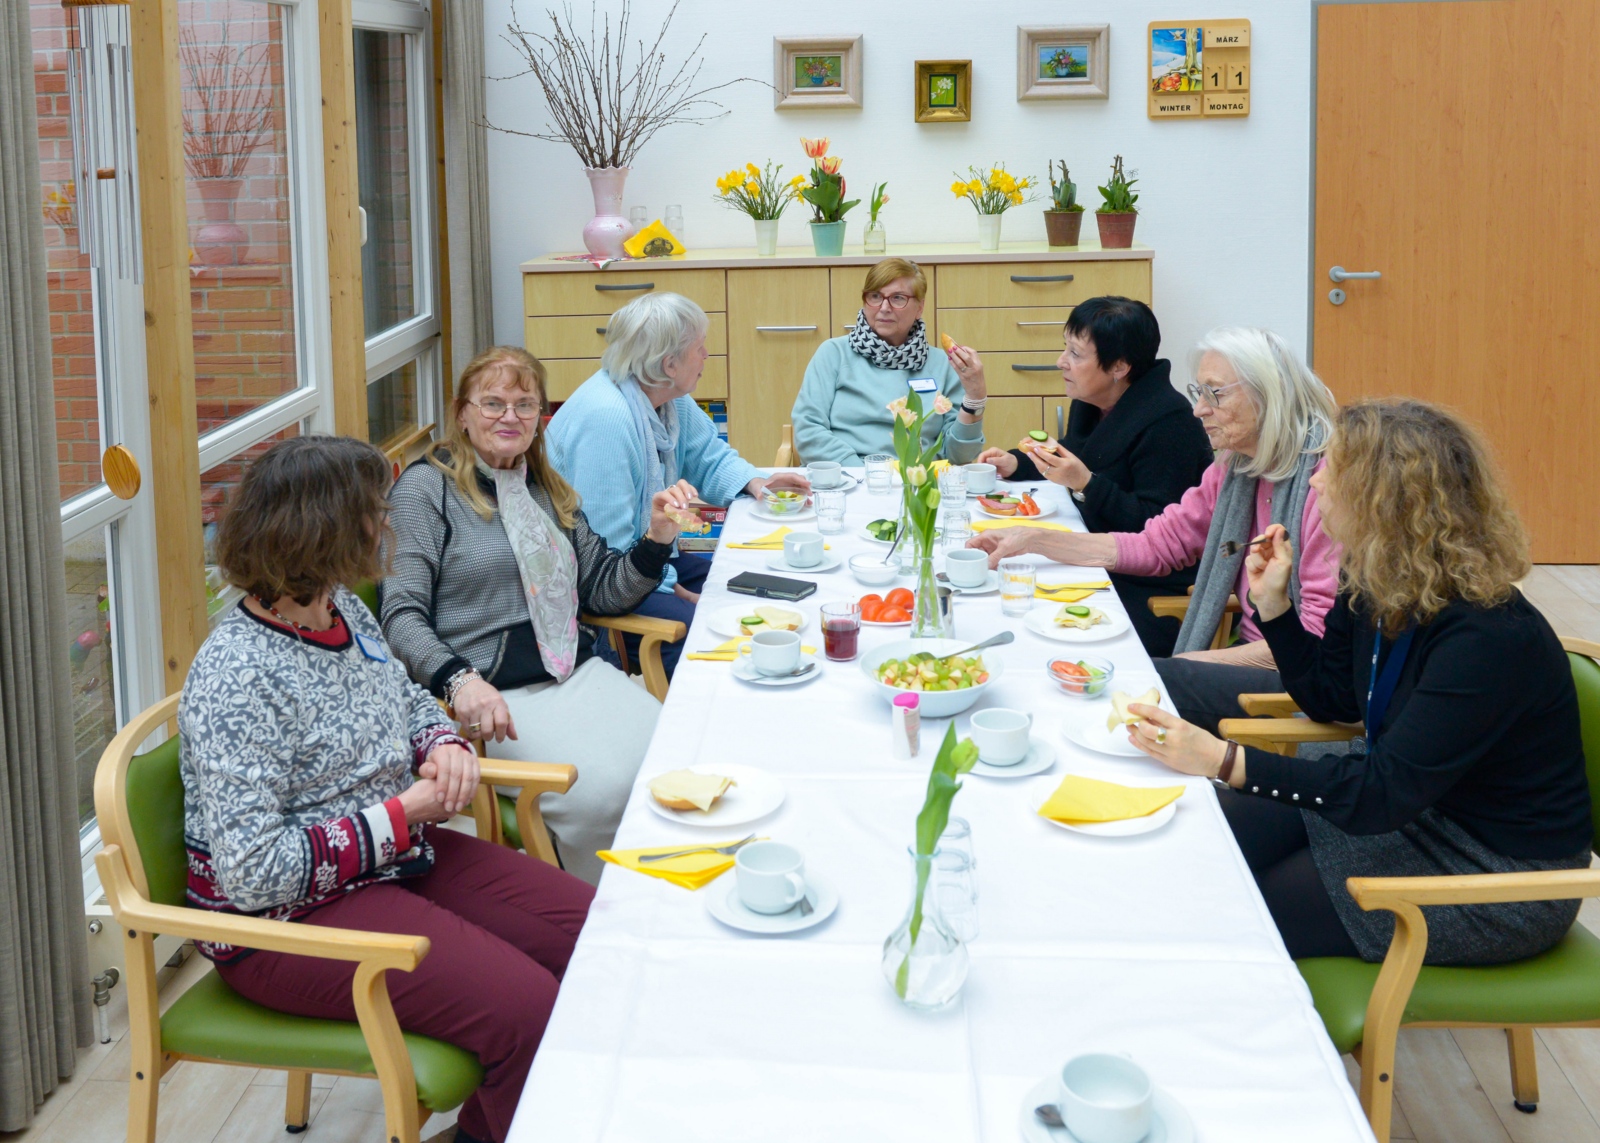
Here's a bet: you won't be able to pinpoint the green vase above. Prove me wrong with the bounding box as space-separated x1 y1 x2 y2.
809 220 847 257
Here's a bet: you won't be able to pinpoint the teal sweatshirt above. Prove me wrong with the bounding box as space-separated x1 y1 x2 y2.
790 337 985 467
547 369 761 592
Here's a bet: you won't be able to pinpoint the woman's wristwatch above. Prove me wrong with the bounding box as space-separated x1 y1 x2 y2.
1210 740 1241 789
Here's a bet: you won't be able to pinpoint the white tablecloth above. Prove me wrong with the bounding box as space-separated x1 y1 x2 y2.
509 474 1375 1143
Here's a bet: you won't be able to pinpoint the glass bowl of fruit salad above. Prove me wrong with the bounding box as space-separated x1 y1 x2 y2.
1047 654 1114 698
861 637 1006 717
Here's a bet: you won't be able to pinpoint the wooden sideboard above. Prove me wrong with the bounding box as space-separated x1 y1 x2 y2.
521 243 1154 464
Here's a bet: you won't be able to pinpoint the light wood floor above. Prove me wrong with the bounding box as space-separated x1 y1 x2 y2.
5 566 1598 1143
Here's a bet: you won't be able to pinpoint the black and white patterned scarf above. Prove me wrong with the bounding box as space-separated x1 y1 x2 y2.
847 310 930 372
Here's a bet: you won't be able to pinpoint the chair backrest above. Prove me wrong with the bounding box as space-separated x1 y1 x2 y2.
1565 640 1600 854
125 737 189 906
774 424 798 468
350 579 381 616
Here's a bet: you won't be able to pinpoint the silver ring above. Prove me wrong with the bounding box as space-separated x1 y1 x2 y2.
1156 727 1167 746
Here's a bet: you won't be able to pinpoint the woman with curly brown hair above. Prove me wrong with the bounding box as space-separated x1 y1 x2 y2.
1120 399 1592 965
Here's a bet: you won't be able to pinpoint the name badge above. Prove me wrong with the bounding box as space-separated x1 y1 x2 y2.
354 632 389 663
908 376 939 395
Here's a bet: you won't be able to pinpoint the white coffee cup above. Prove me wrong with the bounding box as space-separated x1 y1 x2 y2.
806 461 843 489
735 841 808 914
963 462 998 495
783 531 825 568
969 707 1033 766
944 547 990 588
1058 1054 1153 1143
740 629 801 676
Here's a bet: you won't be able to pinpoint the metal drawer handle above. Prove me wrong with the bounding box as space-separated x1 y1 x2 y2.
594 282 654 292
1011 364 1060 372
755 325 818 332
1009 274 1074 283
1015 320 1063 326
595 326 609 335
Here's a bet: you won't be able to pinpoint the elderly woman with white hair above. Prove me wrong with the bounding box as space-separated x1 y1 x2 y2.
968 327 1342 731
546 292 808 676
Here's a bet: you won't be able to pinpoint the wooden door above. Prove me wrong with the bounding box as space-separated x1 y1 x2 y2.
727 268 830 463
1314 1 1600 561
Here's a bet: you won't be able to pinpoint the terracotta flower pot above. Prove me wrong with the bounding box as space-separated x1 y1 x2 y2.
193 176 246 266
1095 211 1138 249
1043 210 1084 248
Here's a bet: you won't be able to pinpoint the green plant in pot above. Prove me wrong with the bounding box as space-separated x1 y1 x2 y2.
1095 154 1139 249
1043 159 1085 248
799 136 859 257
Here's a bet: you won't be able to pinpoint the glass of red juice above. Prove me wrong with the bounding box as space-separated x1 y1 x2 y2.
821 601 861 661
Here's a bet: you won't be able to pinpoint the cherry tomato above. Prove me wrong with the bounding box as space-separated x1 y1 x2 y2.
879 605 911 623
885 587 914 610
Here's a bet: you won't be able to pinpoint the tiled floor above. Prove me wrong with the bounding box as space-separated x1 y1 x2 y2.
5 567 1598 1143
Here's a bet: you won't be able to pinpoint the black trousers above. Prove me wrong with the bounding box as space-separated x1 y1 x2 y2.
1154 654 1283 735
1218 788 1359 959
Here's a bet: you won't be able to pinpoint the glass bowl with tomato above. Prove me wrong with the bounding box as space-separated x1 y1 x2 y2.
858 587 915 626
1048 654 1114 697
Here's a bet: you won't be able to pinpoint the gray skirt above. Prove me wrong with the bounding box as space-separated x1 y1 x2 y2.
1303 807 1590 965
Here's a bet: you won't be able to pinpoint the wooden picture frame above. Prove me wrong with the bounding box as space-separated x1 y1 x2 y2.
1017 25 1109 100
773 36 863 110
914 59 971 123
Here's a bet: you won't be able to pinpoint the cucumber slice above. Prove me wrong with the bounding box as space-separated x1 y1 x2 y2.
1064 605 1091 617
1028 430 1050 442
741 616 764 627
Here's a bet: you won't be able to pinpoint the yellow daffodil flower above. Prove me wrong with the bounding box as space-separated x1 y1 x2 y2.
950 181 968 197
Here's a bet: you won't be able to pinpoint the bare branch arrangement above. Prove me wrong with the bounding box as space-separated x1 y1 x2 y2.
492 0 757 169
180 23 275 181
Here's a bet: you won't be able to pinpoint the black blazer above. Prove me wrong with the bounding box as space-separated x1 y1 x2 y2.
1247 591 1593 860
1007 360 1213 589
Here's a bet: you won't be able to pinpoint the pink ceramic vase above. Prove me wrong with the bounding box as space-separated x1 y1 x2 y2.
582 166 631 258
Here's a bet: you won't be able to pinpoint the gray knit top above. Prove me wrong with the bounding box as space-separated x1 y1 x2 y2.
382 457 672 695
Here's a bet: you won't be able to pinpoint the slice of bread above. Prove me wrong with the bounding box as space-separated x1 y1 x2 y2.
648 770 737 812
940 332 956 352
741 606 800 635
1106 687 1162 732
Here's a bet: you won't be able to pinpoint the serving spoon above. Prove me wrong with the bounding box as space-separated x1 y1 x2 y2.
943 630 1015 658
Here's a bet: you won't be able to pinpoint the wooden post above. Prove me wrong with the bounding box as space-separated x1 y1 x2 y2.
320 0 368 437
129 0 209 692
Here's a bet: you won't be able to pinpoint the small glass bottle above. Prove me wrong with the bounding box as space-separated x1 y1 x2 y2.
864 219 887 254
892 692 920 759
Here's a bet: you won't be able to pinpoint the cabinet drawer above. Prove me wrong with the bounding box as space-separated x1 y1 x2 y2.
937 307 1072 353
544 356 728 403
524 268 727 317
980 397 1046 453
979 352 1069 397
935 261 1149 309
527 312 726 359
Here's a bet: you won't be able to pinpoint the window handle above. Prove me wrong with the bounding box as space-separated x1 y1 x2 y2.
594 282 653 292
1009 273 1074 283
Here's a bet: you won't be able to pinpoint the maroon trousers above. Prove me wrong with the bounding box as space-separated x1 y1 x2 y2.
219 826 594 1143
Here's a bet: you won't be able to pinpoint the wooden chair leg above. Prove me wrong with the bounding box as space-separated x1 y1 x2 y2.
124 930 162 1143
1507 1027 1540 1111
285 1070 312 1133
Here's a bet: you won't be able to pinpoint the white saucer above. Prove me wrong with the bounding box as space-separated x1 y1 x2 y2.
943 568 1001 595
1018 1074 1194 1143
765 550 843 574
810 473 858 493
731 650 822 687
1029 781 1180 837
706 873 838 935
974 496 1058 520
644 762 785 828
969 736 1056 779
752 502 816 523
1024 605 1131 644
706 603 810 639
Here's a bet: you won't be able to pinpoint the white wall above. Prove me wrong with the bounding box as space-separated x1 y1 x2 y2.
483 0 1313 385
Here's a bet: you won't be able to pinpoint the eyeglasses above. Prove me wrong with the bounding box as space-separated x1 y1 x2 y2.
468 397 541 420
1185 381 1243 409
864 291 916 311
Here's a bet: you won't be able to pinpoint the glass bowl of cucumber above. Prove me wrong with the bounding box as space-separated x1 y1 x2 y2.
1047 654 1114 698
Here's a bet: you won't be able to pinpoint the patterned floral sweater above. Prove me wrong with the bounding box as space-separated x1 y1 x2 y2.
179 588 466 962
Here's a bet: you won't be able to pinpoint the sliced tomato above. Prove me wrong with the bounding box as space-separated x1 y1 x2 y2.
860 601 885 622
859 593 885 610
885 587 914 610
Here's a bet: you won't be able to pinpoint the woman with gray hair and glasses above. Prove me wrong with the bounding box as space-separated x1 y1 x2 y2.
968 327 1342 732
546 292 809 677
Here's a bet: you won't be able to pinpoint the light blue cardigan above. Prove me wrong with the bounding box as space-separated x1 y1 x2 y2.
547 369 761 592
790 336 985 467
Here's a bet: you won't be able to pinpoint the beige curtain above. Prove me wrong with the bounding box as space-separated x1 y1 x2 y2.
0 0 94 1129
441 0 495 384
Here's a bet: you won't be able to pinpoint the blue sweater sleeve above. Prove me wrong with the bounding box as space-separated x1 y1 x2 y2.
674 396 760 505
932 350 984 464
792 341 863 467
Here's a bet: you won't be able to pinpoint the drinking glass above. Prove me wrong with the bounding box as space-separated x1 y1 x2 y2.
865 453 894 495
664 204 684 236
941 816 975 864
820 601 861 661
938 466 968 504
939 506 972 551
815 489 846 534
999 558 1037 617
934 848 979 942
628 206 648 230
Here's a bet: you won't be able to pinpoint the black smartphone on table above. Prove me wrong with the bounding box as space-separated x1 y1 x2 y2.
726 571 818 601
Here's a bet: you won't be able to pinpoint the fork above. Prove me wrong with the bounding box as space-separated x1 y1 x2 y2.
637 834 757 863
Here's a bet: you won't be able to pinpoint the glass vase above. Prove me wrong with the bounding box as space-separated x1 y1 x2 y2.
910 552 947 639
864 219 887 254
881 847 968 1009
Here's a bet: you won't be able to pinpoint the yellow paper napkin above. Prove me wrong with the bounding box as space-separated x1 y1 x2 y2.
1035 580 1113 603
686 635 818 662
970 518 1076 534
725 526 828 551
1037 775 1185 824
597 840 752 890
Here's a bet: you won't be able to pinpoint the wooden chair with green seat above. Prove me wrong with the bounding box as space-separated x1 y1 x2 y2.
1146 587 1242 651
1217 636 1600 1143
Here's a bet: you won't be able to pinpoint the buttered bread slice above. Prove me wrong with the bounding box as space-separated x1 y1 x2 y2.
648 769 737 812
1106 687 1162 732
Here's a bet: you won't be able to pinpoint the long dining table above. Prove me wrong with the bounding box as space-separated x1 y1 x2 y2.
508 471 1376 1143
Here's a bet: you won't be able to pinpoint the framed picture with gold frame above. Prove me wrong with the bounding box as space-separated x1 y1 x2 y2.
1017 25 1109 100
773 36 863 110
915 59 971 123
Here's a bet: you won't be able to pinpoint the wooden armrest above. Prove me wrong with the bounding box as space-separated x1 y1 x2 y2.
1350 868 1600 911
1218 717 1363 745
1147 594 1241 619
583 612 687 642
96 846 426 970
1237 693 1303 717
476 758 577 795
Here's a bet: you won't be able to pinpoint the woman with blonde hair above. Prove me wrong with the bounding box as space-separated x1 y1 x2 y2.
1123 399 1592 964
383 345 696 883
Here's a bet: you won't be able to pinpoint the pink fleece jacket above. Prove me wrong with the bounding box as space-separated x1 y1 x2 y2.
1112 458 1341 642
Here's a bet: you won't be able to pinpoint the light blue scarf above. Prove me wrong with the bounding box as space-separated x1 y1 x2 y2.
618 374 680 540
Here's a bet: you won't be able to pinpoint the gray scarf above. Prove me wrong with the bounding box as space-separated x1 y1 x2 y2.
847 311 930 372
1173 437 1322 654
618 374 680 540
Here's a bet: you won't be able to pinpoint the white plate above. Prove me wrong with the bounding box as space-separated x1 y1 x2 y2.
1017 1074 1194 1143
706 603 809 639
942 568 1001 595
969 736 1056 779
751 501 816 523
1058 689 1172 759
973 496 1058 520
644 762 785 828
1024 605 1131 644
705 873 839 935
731 650 822 687
765 550 843 574
861 614 912 628
1029 784 1179 837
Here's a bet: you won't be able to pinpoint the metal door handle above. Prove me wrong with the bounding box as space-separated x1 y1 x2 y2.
594 282 653 292
756 325 818 332
1015 320 1062 326
1328 266 1381 283
1010 274 1074 283
1011 364 1059 372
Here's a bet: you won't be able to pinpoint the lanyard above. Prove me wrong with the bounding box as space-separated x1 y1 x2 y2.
1366 623 1416 745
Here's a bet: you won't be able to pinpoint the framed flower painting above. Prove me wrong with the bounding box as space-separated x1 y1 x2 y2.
773 36 863 109
1016 25 1110 100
